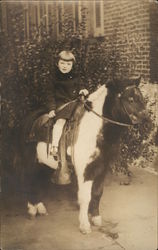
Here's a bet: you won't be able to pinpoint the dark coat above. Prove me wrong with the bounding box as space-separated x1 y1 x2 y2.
23 67 87 142
45 67 86 119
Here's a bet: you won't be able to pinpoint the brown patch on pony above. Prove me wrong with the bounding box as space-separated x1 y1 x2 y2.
53 103 85 184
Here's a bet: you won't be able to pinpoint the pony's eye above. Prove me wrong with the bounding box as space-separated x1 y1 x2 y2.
129 97 134 103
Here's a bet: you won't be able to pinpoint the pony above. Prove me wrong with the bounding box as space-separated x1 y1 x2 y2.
18 77 147 234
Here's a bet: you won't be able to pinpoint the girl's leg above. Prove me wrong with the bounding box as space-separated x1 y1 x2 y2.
51 118 66 155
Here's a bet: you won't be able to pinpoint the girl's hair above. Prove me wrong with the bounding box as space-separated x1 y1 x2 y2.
58 50 76 63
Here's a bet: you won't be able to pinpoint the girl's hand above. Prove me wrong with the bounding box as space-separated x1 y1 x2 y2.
48 110 56 118
79 89 89 96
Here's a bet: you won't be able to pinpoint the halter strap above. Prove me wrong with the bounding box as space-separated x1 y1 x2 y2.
124 85 137 90
119 85 138 124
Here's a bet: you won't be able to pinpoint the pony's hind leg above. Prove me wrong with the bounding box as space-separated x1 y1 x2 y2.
26 162 49 218
78 180 93 234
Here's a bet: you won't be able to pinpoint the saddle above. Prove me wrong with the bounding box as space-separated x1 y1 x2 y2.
26 103 85 185
52 103 85 184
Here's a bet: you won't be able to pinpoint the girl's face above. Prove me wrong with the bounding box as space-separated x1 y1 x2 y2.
58 59 73 74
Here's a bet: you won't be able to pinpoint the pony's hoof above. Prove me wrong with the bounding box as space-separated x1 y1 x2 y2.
80 223 92 234
36 202 48 215
27 202 37 218
91 215 102 226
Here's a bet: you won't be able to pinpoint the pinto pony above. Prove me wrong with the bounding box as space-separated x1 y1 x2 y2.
20 77 147 234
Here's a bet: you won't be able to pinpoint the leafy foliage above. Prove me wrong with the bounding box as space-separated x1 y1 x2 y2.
1 5 157 175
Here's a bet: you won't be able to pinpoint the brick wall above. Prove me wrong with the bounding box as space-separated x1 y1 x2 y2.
150 1 158 82
103 0 157 82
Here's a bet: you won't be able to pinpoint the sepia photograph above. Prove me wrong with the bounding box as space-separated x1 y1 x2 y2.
1 0 158 250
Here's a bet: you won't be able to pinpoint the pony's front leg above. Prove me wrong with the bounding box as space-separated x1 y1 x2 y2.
78 180 93 234
89 174 105 227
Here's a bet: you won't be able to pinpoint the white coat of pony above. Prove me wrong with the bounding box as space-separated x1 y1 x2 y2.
28 84 107 234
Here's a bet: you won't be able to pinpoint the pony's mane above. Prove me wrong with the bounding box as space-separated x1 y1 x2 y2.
87 84 107 114
88 84 107 102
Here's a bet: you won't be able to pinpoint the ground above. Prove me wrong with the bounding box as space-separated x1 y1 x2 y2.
1 164 157 250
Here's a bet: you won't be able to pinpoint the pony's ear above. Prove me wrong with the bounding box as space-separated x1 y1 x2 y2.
106 79 120 93
134 76 141 86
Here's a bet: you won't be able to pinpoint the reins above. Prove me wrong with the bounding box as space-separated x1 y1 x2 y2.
52 90 133 128
46 88 133 157
79 85 138 127
55 96 133 127
82 100 132 127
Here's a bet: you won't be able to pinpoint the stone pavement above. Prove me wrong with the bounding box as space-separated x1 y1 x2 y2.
1 166 157 250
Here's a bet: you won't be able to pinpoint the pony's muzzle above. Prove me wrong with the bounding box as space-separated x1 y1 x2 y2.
139 110 149 121
129 110 148 124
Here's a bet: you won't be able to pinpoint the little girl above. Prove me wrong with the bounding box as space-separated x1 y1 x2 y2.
45 50 89 158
